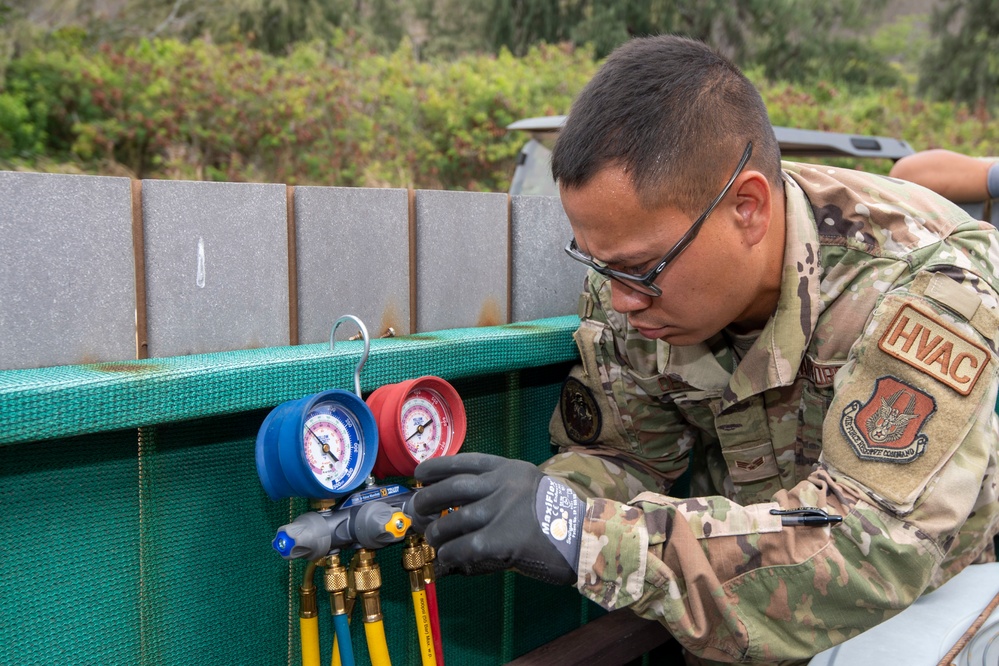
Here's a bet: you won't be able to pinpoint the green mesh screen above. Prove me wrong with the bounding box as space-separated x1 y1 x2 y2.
0 317 604 665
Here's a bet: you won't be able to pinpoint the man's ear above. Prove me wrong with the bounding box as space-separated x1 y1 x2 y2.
733 171 772 247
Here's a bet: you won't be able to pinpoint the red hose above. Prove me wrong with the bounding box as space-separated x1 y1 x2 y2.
425 581 444 666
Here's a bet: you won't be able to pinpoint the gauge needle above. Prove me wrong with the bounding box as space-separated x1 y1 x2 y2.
307 426 339 462
406 418 433 441
306 425 325 446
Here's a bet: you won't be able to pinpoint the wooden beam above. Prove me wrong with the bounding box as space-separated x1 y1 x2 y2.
506 608 674 666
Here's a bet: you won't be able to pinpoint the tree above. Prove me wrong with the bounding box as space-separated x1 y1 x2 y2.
482 0 896 87
121 0 357 53
411 0 492 59
919 0 999 109
488 0 566 57
741 0 897 86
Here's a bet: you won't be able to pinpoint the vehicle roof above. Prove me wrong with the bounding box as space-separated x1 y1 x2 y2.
506 116 914 160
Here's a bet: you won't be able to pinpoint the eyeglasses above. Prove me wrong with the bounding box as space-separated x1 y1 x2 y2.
564 141 753 297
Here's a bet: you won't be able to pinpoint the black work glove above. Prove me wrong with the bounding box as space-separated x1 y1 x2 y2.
413 453 585 586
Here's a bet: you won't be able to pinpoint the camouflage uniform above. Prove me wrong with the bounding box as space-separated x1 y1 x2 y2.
543 163 999 664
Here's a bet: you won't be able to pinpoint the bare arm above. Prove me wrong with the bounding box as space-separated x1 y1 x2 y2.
889 149 995 202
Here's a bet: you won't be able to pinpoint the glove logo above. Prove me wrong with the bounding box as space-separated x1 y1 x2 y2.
536 477 583 570
549 517 568 541
560 377 601 444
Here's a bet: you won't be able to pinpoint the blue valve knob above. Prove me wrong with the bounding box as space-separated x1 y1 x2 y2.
272 513 333 560
273 531 296 557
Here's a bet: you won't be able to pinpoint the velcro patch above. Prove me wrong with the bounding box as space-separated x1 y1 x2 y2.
840 376 937 464
560 376 602 444
879 303 989 396
822 293 995 513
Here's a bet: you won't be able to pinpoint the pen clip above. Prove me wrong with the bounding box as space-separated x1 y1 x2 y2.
770 506 843 527
769 507 834 518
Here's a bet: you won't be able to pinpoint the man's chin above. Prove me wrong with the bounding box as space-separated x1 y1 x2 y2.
634 325 670 340
634 324 710 346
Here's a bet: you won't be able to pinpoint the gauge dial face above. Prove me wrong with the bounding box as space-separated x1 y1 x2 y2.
400 388 453 462
303 402 363 491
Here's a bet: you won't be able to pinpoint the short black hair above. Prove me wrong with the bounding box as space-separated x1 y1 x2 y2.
551 35 781 215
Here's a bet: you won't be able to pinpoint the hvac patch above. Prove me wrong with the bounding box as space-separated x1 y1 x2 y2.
840 376 937 464
879 303 989 396
560 377 601 444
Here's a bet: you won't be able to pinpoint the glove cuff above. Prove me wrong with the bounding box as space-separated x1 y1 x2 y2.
535 477 585 572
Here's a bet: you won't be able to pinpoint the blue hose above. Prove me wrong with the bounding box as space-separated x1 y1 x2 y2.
333 613 355 666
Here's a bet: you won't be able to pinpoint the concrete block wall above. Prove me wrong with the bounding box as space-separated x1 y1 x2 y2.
0 172 586 370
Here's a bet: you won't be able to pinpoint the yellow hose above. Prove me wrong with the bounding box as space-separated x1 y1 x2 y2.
300 616 321 666
363 619 392 666
411 589 436 666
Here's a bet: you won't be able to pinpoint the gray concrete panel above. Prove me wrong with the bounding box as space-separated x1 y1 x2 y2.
510 195 586 322
295 187 410 343
141 180 288 357
0 172 136 370
415 190 508 332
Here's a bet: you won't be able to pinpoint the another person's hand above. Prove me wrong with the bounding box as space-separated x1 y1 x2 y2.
413 453 585 585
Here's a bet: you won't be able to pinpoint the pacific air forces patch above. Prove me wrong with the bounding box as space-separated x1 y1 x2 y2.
840 376 936 464
560 376 601 444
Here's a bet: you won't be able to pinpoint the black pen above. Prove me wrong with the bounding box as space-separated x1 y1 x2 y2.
770 507 843 527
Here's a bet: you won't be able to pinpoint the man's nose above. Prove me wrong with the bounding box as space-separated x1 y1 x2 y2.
609 278 653 313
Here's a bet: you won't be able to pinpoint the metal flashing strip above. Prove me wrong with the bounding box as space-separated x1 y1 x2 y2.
0 316 579 445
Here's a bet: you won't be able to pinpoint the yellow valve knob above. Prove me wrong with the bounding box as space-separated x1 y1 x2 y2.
385 511 411 539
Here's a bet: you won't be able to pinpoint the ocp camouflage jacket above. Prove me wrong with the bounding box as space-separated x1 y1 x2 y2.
549 163 999 663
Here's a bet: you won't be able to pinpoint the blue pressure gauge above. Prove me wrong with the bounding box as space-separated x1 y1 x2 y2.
256 389 378 500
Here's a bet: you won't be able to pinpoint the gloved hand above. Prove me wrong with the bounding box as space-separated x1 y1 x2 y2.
412 453 585 586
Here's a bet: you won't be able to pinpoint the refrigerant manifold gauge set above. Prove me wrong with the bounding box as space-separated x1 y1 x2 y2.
254 315 466 553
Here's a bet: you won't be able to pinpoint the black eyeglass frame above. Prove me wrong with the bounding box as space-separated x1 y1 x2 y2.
564 141 754 297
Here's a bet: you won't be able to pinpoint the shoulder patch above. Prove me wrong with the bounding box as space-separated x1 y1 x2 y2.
560 377 602 444
879 303 989 396
840 376 937 464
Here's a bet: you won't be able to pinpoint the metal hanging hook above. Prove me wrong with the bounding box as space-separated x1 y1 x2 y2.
330 315 370 398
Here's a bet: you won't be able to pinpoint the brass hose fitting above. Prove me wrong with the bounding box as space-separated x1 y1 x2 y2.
299 560 319 619
402 535 427 592
309 498 338 512
419 536 437 586
410 483 438 586
324 555 350 616
352 549 383 623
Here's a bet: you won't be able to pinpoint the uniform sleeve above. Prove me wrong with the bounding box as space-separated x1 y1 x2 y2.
549 271 696 493
575 270 999 663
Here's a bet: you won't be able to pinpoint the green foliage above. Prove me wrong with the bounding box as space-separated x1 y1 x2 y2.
919 0 999 110
735 0 900 88
351 42 596 190
756 75 999 173
3 32 998 189
479 0 900 89
0 35 596 188
0 92 41 155
410 0 491 60
2 38 360 181
870 14 931 84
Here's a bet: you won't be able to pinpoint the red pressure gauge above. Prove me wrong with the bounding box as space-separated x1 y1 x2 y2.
367 376 466 478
